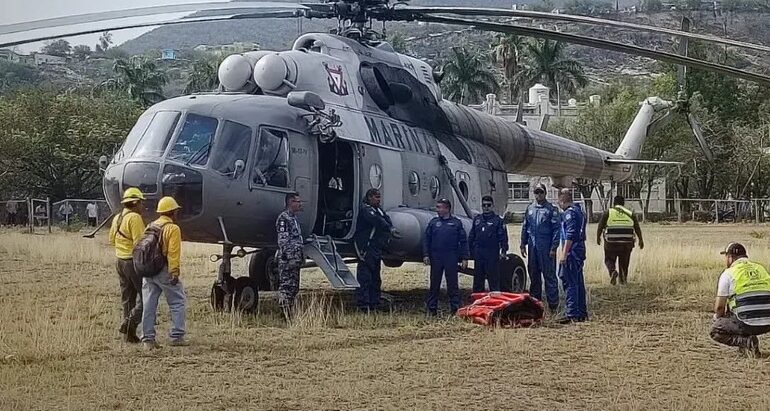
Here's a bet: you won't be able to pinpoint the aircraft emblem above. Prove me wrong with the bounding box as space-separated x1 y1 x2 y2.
325 63 349 96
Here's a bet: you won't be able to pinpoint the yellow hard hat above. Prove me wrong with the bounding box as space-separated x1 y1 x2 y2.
121 187 145 204
156 196 182 214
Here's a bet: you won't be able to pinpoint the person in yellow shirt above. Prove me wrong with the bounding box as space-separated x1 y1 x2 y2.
141 196 188 349
108 187 146 343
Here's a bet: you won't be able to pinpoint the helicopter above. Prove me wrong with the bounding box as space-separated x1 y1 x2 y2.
4 0 770 313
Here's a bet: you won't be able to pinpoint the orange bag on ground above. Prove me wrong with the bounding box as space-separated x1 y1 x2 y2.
457 292 544 327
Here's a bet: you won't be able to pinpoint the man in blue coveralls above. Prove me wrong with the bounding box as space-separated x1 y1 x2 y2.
520 183 560 311
557 189 588 323
423 198 469 316
468 195 509 292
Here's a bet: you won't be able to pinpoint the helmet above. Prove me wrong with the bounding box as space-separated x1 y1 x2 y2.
121 187 145 204
156 196 182 214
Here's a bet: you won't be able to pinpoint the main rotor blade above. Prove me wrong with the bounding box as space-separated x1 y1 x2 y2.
395 6 770 54
687 113 714 162
677 17 690 92
416 15 770 86
0 2 307 36
0 11 304 49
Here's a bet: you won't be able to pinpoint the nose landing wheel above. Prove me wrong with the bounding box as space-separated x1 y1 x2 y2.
210 242 259 314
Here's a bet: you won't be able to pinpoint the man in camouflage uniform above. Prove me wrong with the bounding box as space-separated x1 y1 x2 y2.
275 192 304 321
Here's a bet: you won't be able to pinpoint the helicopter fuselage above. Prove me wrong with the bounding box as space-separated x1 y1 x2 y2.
103 32 638 263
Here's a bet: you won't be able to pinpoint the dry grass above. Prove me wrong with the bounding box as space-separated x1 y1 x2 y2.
1 224 770 410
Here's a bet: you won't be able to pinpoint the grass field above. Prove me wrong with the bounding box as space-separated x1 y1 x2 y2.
2 224 770 410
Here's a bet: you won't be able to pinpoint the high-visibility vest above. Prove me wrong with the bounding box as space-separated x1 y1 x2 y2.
727 259 770 326
604 205 635 245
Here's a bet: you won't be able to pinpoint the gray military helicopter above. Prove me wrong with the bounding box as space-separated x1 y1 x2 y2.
5 0 770 312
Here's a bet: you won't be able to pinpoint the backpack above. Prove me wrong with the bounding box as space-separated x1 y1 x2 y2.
132 222 168 278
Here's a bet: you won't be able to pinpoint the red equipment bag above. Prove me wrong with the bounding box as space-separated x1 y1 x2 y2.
457 292 544 327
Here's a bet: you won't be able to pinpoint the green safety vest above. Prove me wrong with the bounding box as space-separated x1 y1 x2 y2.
605 206 635 245
727 259 770 326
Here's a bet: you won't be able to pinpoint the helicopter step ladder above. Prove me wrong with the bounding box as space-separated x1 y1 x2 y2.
303 235 359 289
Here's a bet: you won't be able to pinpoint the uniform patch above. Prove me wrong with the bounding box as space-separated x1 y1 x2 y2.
474 219 481 226
278 219 286 232
436 221 442 228
565 213 572 220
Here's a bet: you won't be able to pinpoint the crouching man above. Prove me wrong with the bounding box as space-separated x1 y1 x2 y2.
711 242 770 357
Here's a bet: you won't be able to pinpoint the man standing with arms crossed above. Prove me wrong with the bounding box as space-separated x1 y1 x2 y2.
354 188 401 312
276 192 304 322
596 195 644 285
520 183 560 311
108 188 146 343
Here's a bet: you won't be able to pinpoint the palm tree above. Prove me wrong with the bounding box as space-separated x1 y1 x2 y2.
441 46 499 105
103 56 167 107
515 39 588 100
185 54 224 94
492 34 525 103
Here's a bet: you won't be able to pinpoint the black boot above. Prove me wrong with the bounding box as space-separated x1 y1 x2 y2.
124 321 140 343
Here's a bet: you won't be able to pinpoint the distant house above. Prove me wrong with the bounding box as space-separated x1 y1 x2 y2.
194 41 260 54
33 53 66 65
161 49 177 60
0 49 24 63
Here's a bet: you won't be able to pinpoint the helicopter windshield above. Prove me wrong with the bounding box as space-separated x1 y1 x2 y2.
167 114 219 165
209 120 252 175
132 111 181 158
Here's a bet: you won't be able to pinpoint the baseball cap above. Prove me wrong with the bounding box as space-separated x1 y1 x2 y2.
533 183 547 194
720 242 747 256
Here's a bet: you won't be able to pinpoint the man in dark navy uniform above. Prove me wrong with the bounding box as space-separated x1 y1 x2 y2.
354 188 401 312
468 195 509 292
557 189 588 323
423 198 469 315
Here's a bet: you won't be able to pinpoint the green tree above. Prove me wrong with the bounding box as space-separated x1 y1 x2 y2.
491 34 525 103
72 45 92 61
184 54 224 94
103 56 168 107
387 31 410 55
95 31 113 54
516 39 588 100
0 60 41 94
0 89 142 199
41 39 72 57
564 0 613 15
441 46 499 105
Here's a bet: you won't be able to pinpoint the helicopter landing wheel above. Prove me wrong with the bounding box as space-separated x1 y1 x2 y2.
210 282 226 312
231 277 259 314
500 253 527 293
249 249 279 291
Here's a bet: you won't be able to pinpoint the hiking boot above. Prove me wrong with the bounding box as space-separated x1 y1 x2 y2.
427 309 438 318
610 270 619 285
557 316 587 325
124 321 140 343
142 340 161 350
619 273 628 285
119 320 128 335
169 339 190 347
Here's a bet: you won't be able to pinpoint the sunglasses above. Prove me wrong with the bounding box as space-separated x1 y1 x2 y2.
482 203 493 207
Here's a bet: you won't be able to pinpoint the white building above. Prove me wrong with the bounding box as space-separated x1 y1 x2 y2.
505 174 667 217
33 53 66 65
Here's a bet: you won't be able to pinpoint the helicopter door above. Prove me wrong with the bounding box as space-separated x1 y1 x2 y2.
313 140 356 239
248 127 316 243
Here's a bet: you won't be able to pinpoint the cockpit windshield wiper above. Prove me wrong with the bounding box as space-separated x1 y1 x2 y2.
184 141 212 166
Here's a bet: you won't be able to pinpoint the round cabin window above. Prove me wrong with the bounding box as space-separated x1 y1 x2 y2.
408 171 420 196
369 164 383 189
430 176 440 199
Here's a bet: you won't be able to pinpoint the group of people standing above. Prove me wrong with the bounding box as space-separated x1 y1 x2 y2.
274 185 593 323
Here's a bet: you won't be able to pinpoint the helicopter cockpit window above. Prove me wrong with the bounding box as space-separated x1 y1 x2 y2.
131 111 180 158
115 112 152 162
167 114 219 166
253 128 289 188
209 120 252 175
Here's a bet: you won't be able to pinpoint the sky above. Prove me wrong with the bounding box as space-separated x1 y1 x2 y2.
2 0 211 53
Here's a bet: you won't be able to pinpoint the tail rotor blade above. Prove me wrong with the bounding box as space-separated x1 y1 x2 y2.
687 113 714 162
